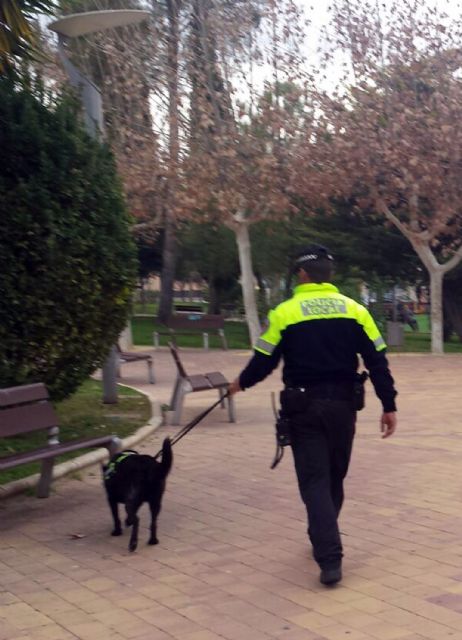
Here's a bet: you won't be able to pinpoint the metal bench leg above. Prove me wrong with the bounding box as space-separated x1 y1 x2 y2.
108 437 122 457
37 458 55 498
218 388 226 408
219 329 227 350
227 394 236 423
170 375 182 411
147 358 155 384
172 385 187 425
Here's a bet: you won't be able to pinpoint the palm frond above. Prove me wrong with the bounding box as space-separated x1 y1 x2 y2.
0 0 58 74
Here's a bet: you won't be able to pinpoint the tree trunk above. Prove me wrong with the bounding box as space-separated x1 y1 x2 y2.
158 0 180 323
234 220 261 345
208 278 219 314
158 215 177 322
444 277 462 341
255 269 268 317
140 278 147 312
428 268 444 354
284 265 293 299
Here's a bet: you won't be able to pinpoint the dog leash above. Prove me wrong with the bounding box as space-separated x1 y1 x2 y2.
153 391 230 460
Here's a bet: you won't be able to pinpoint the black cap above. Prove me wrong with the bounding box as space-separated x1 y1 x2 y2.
294 244 334 270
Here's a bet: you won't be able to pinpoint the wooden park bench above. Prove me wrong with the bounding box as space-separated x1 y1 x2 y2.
154 314 228 350
117 345 155 383
168 343 236 425
0 383 122 498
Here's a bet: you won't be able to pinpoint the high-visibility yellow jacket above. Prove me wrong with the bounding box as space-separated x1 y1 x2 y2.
239 282 397 412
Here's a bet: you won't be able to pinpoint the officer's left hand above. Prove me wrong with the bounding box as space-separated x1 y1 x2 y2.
381 412 397 438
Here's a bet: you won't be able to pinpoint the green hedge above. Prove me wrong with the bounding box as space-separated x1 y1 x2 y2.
0 78 137 400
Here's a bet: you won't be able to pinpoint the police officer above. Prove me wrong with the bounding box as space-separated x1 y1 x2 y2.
229 244 397 586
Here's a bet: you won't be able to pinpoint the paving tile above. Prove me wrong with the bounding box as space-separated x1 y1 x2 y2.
350 597 391 614
181 632 225 640
129 633 175 640
0 593 20 606
287 610 333 630
66 621 116 639
30 624 78 639
116 595 155 612
52 608 92 627
92 609 144 627
136 607 202 635
318 625 371 640
81 577 121 592
0 620 26 640
363 620 447 639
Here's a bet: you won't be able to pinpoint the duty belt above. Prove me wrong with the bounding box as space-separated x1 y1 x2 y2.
285 382 354 398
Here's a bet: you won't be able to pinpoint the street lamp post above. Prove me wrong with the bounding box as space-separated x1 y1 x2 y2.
49 10 150 404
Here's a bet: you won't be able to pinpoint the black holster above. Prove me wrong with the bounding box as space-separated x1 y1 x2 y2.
275 415 292 447
270 413 292 469
353 371 369 411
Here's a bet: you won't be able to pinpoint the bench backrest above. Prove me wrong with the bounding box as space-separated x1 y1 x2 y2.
0 383 58 437
165 314 224 330
174 304 203 314
168 343 188 379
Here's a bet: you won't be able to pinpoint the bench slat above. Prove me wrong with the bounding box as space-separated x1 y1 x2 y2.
174 305 203 314
205 372 228 387
0 383 48 407
0 435 117 470
0 402 58 437
119 351 152 363
187 375 214 391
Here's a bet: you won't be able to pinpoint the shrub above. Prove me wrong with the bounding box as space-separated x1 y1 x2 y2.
0 78 137 400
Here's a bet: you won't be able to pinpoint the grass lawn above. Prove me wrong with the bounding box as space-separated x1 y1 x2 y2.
133 302 158 315
408 314 430 332
0 379 151 485
387 314 462 353
132 316 251 349
388 332 462 353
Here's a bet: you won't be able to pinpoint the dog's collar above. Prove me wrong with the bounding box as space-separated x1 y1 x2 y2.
104 450 138 480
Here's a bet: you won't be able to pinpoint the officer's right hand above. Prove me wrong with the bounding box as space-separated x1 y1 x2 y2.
381 412 397 438
228 378 242 395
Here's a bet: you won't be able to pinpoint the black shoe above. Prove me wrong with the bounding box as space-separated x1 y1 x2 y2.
320 566 342 586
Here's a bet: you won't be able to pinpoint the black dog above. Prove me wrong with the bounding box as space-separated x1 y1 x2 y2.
103 438 172 552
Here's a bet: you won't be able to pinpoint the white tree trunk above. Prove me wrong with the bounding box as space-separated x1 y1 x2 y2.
405 241 445 354
376 199 457 355
119 324 133 350
399 237 446 354
234 220 261 346
429 269 444 354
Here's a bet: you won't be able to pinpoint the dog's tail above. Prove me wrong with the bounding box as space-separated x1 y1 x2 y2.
160 437 173 477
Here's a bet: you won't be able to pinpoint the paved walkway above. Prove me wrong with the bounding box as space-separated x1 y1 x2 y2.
1 349 462 640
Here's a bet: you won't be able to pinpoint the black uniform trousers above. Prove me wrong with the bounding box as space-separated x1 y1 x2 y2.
281 386 356 570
